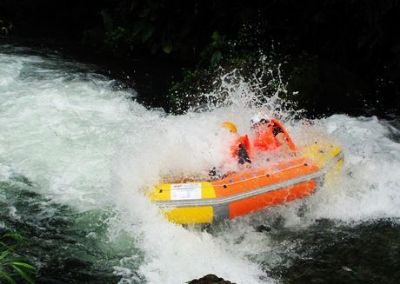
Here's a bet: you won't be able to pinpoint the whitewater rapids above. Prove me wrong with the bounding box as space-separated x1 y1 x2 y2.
1 45 399 283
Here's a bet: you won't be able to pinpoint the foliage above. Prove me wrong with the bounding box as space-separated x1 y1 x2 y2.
89 0 268 62
0 231 36 284
100 0 204 59
95 0 400 115
1 0 399 114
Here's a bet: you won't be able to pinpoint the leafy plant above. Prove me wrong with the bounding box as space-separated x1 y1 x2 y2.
0 231 35 284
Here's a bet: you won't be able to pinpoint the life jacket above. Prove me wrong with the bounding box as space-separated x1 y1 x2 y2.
252 119 297 152
252 121 280 151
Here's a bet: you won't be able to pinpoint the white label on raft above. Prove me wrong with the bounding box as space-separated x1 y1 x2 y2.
170 183 202 200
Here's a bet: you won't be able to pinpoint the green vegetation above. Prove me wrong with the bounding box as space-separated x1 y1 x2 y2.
1 0 399 115
80 0 399 115
0 231 35 284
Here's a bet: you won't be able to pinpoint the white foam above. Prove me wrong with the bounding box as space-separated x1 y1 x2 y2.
110 111 270 283
304 115 400 221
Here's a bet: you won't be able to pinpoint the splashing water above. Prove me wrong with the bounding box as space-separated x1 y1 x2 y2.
1 44 400 283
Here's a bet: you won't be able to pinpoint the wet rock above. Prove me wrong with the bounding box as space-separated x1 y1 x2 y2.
188 274 235 284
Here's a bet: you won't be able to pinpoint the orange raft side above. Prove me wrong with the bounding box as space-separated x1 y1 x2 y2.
150 142 343 224
211 157 319 218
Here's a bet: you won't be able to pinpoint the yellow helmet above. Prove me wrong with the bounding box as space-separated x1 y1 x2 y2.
222 121 238 133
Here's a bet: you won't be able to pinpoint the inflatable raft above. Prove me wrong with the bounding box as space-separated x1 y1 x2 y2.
149 142 343 224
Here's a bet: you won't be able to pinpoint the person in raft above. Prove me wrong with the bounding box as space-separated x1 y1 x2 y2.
222 121 252 165
208 121 251 180
223 113 296 165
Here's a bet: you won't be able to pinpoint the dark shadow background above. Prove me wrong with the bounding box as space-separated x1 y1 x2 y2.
1 0 399 116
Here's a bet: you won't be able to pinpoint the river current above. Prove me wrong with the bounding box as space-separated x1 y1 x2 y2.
1 45 400 283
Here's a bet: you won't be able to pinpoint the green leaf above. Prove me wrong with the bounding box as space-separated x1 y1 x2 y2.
210 51 223 67
3 232 23 241
211 31 220 42
0 250 10 260
11 261 35 270
11 265 34 284
0 270 16 284
162 42 173 54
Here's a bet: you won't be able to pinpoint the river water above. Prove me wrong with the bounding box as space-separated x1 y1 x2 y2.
1 45 400 283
